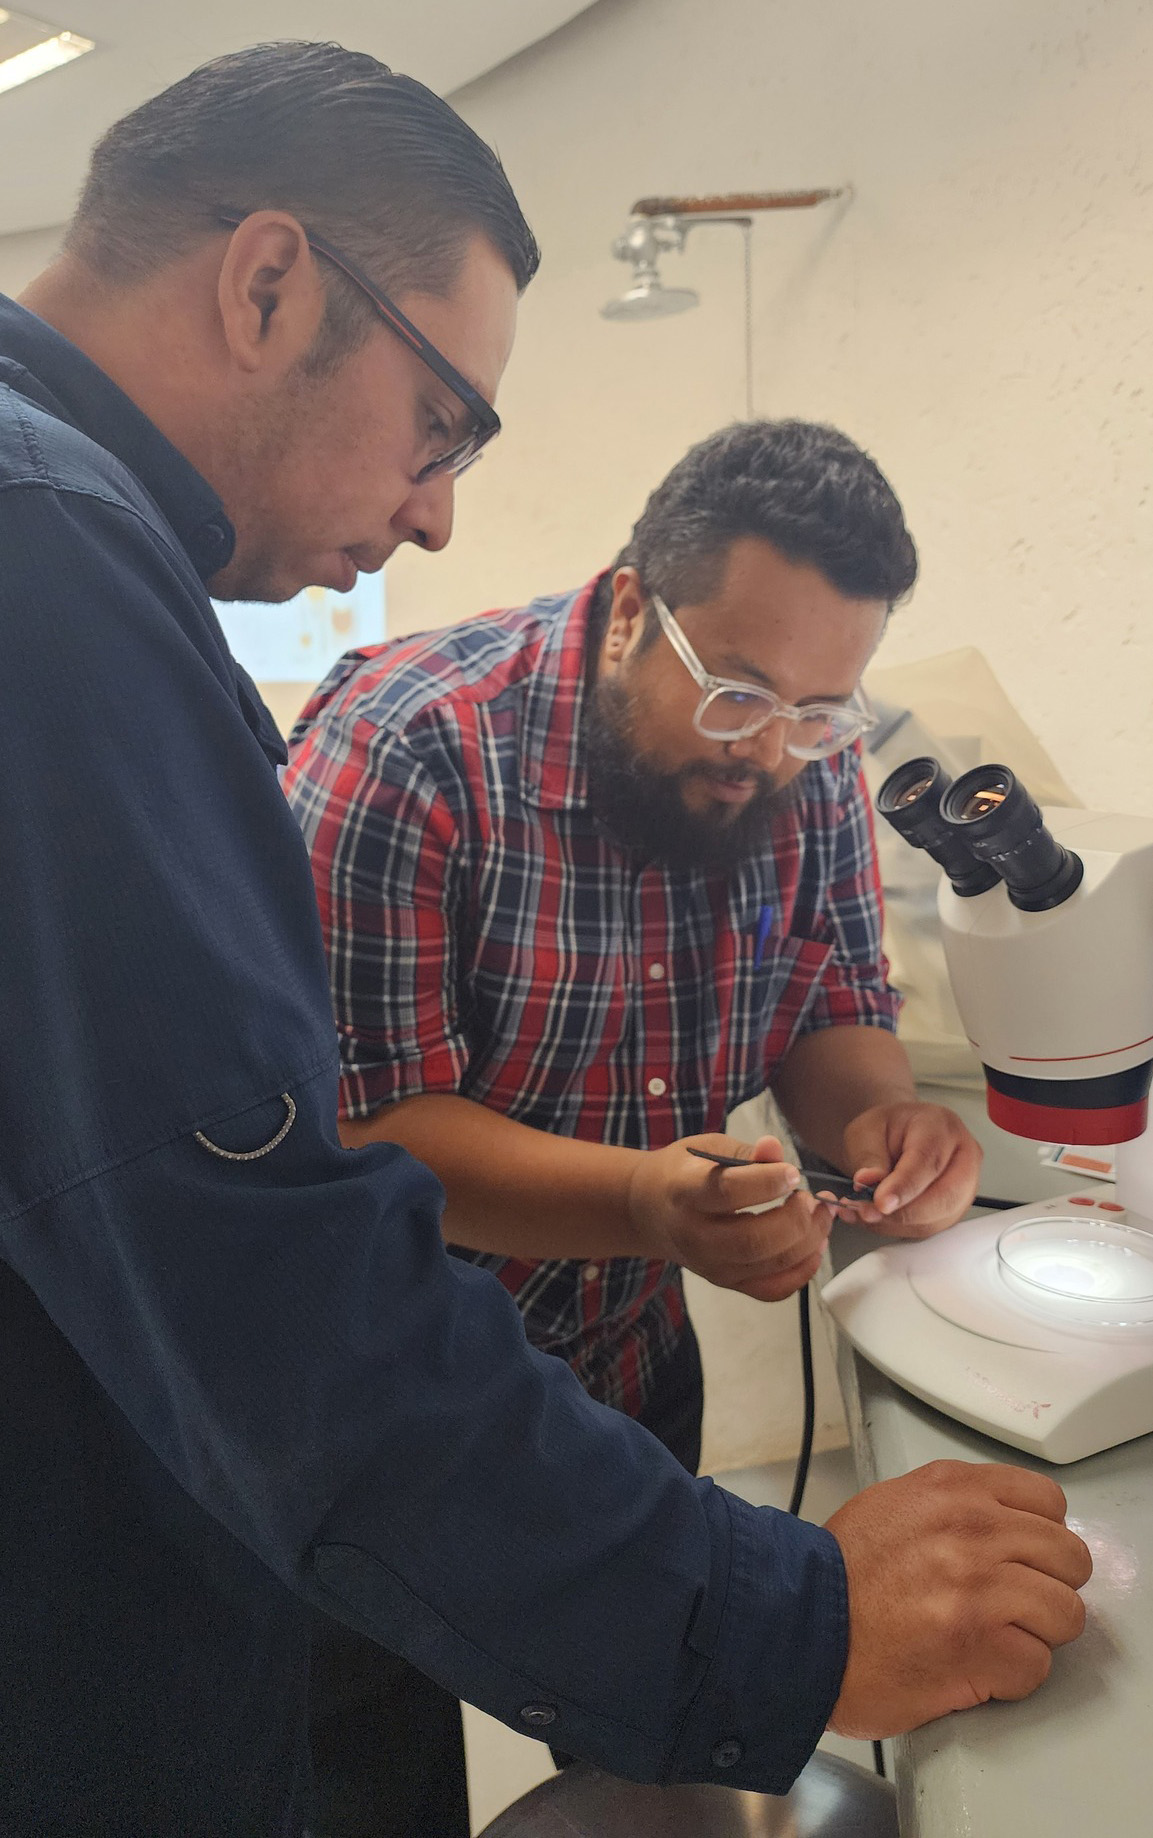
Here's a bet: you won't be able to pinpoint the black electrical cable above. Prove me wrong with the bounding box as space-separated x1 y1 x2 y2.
786 1284 816 1519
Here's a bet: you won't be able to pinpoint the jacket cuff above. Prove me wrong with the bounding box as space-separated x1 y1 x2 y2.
663 1484 849 1791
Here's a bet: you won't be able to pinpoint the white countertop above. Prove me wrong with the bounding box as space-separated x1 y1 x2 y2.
823 1085 1152 1838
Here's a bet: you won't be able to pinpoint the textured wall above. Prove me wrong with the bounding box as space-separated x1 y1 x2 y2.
0 225 63 297
383 0 1153 823
397 0 1153 1466
6 0 1149 1467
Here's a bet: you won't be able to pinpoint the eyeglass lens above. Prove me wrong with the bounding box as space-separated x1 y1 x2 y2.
698 689 861 753
416 427 486 483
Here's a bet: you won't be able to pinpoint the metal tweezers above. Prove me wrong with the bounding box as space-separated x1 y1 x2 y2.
686 1145 876 1202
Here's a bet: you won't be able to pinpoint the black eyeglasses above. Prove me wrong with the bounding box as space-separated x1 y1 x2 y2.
218 211 501 483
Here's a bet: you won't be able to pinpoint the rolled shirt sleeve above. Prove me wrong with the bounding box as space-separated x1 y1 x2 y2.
0 462 849 1787
287 711 470 1115
799 747 903 1038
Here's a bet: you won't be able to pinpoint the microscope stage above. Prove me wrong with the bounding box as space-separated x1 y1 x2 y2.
821 1196 1153 1464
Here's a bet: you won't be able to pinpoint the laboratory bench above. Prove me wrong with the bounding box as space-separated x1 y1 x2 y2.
821 1083 1153 1837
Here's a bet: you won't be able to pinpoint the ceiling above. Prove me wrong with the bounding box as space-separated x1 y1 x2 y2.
0 0 596 236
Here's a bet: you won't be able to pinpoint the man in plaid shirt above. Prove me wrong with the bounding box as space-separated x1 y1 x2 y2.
287 420 981 1472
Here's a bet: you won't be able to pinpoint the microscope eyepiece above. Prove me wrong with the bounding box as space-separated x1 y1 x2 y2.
875 757 1000 897
889 765 938 808
940 764 1083 911
955 775 1010 822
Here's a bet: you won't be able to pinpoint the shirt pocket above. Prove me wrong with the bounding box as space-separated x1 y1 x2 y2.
728 932 835 1103
748 930 833 1013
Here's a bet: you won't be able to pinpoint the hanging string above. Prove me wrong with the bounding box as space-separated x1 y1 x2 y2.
742 219 754 419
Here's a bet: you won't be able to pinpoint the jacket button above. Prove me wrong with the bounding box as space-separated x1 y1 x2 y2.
711 1739 743 1768
519 1703 558 1728
197 520 231 568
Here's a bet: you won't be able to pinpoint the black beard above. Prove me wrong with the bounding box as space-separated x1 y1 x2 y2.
583 676 801 874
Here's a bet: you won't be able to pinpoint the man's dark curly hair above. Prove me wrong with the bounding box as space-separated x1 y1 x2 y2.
613 419 918 629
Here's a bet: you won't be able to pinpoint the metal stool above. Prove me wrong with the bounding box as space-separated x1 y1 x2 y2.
478 1751 897 1836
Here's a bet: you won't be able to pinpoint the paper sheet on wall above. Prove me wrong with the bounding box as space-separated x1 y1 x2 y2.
212 571 386 684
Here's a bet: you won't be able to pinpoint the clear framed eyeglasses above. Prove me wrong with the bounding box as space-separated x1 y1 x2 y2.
651 593 878 760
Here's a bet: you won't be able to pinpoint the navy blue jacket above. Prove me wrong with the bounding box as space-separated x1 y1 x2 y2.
0 293 848 1834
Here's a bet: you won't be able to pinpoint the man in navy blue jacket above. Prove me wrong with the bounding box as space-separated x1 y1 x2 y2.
0 38 1091 1838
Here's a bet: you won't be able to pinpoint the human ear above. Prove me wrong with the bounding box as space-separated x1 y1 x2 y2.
216 211 326 378
605 565 649 661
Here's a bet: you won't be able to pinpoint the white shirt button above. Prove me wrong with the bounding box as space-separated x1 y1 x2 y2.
648 962 665 981
647 1076 667 1097
583 1263 600 1282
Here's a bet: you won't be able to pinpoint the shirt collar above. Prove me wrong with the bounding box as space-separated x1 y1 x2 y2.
519 574 608 810
0 293 235 582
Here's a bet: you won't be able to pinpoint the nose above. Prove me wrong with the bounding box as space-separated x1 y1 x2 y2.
724 716 791 774
392 470 456 554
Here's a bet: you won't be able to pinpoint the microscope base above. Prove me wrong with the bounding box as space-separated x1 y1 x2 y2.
822 1196 1153 1464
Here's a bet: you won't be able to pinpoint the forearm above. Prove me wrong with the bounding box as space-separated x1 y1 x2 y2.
20 1070 845 1792
772 1026 916 1169
341 1093 650 1259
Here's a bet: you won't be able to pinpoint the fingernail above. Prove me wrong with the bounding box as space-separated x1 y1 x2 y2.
879 1194 900 1215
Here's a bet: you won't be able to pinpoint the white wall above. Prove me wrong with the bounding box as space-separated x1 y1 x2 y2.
0 224 62 297
17 0 1153 819
9 0 1151 1466
382 0 1153 826
389 0 1153 1467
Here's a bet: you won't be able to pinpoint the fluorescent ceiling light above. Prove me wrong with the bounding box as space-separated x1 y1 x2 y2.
0 10 94 98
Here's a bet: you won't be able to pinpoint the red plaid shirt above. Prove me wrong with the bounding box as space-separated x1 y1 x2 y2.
285 578 899 1415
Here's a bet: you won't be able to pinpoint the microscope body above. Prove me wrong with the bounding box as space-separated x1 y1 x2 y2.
939 807 1153 1148
823 760 1153 1461
876 759 1153 1221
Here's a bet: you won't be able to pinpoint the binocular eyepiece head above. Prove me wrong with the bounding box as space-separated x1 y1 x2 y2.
876 757 1000 899
877 758 1084 911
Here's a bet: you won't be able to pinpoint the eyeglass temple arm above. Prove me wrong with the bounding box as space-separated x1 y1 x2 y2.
217 207 496 431
651 596 712 689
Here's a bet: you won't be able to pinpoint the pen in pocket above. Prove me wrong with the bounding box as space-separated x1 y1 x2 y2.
753 903 774 967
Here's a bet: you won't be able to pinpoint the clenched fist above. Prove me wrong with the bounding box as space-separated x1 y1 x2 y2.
826 1460 1092 1737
